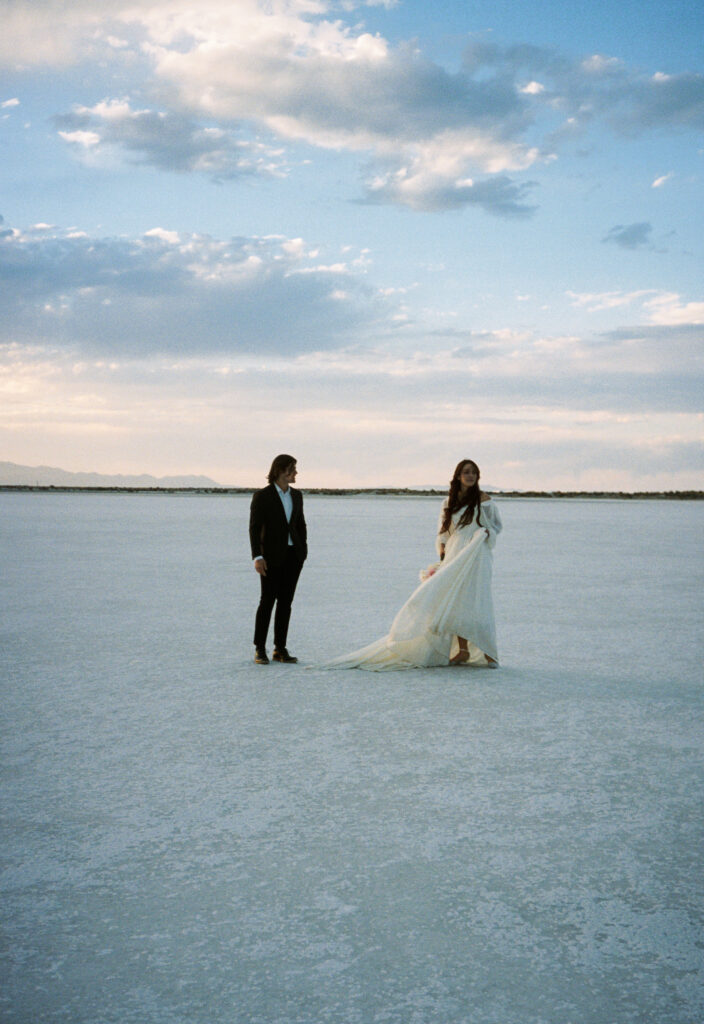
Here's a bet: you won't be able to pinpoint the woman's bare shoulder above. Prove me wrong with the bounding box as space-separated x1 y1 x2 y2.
480 491 492 502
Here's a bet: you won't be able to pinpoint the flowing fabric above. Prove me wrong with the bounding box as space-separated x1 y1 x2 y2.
326 500 502 671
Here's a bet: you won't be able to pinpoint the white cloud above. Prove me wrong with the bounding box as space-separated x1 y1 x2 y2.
366 168 537 216
55 99 287 179
520 81 545 95
0 0 111 68
142 13 704 212
19 0 537 212
567 289 704 328
644 293 704 325
581 54 623 74
58 129 101 148
8 1 698 213
652 172 673 188
0 221 390 355
1 98 20 108
139 6 541 211
567 289 655 312
144 227 181 245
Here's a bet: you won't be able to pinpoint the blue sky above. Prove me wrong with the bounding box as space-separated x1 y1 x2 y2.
1 0 702 488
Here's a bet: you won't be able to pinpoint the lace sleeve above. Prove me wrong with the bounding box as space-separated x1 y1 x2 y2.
483 500 502 549
436 499 450 556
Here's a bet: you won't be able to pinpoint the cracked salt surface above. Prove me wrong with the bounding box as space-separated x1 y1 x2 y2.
1 492 702 1023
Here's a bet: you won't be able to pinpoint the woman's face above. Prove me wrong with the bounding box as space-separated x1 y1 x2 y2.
458 462 478 489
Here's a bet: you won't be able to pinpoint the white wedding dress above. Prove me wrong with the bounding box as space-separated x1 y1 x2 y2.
327 498 502 670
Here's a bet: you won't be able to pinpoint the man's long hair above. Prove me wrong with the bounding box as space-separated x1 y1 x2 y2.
267 454 297 484
439 459 483 534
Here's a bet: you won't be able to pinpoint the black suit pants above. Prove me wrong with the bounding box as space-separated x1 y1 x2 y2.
254 547 303 650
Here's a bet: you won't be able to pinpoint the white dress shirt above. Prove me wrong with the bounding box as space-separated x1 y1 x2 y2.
275 483 295 546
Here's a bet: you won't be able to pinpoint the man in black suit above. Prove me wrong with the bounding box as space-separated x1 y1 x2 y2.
249 454 308 665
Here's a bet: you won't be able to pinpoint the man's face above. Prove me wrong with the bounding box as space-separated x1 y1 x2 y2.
283 462 298 485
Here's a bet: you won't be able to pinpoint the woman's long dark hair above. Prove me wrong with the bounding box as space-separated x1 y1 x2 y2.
440 459 483 534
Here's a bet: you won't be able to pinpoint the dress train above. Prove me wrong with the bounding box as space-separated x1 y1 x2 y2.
326 527 496 671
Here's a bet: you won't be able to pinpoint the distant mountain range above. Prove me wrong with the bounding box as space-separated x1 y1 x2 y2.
0 461 223 488
0 462 503 491
1 464 697 497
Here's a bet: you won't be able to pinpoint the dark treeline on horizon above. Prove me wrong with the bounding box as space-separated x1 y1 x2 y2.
1 486 702 500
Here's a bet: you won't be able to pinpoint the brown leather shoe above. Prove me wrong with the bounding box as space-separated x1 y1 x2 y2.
272 648 298 663
254 647 269 664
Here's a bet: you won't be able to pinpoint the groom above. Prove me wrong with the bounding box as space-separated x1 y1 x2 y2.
249 454 308 665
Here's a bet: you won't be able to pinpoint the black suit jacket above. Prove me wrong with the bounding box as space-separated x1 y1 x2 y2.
249 484 308 567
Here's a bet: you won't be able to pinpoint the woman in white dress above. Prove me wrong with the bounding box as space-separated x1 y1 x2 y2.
328 459 502 670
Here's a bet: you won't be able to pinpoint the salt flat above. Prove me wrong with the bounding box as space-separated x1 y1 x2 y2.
1 492 702 1024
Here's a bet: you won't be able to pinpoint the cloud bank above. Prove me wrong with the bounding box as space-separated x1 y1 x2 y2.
2 220 701 415
2 215 701 488
0 221 386 355
6 1 701 215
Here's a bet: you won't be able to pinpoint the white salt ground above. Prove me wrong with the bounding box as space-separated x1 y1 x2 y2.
1 492 702 1024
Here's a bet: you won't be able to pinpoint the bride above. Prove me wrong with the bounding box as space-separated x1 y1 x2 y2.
328 459 502 670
